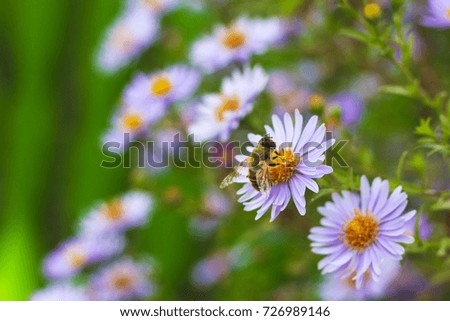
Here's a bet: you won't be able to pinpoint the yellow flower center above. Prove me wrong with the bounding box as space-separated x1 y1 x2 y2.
269 148 301 185
101 199 124 221
122 113 144 132
342 209 379 252
150 75 172 96
112 273 132 290
65 247 87 269
364 3 382 19
216 96 240 121
447 8 450 19
308 94 324 109
221 27 246 49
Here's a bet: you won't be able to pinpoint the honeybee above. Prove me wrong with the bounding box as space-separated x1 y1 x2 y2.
220 134 279 193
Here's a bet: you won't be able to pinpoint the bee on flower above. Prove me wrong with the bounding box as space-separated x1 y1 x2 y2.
221 110 334 221
188 65 268 142
190 17 286 73
309 176 416 289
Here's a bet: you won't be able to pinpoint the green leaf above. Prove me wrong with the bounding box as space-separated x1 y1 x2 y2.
415 118 434 137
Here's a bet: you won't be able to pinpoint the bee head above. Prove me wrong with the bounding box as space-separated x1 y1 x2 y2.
261 134 276 148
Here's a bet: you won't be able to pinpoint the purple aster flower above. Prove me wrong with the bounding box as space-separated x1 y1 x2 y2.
43 234 125 280
189 189 231 237
188 65 268 142
309 176 416 289
320 258 400 300
96 5 159 73
405 213 433 240
124 65 201 106
421 0 450 29
80 191 153 236
89 257 155 300
234 110 334 221
190 17 286 73
328 91 364 126
30 282 88 301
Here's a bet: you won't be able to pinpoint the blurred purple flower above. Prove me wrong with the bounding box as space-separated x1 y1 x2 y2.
191 252 232 288
320 258 400 300
236 110 334 221
97 5 159 73
43 234 125 280
309 176 416 289
420 0 450 29
188 65 268 142
128 0 179 17
405 213 433 240
89 257 155 300
328 91 364 126
80 191 153 236
102 102 165 151
124 65 201 105
189 190 231 237
30 282 88 301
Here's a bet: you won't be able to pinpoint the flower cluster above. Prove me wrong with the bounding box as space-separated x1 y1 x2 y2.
103 64 200 151
32 191 155 301
309 176 416 290
31 0 447 302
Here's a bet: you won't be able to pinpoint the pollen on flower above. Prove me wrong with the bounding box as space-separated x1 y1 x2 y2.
364 3 382 19
221 28 247 49
216 96 240 121
341 209 379 251
101 199 124 221
122 113 144 131
308 94 324 109
150 75 172 96
64 247 87 268
269 148 301 185
112 273 132 290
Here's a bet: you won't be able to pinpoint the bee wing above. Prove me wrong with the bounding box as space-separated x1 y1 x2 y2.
255 162 272 194
220 157 252 189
